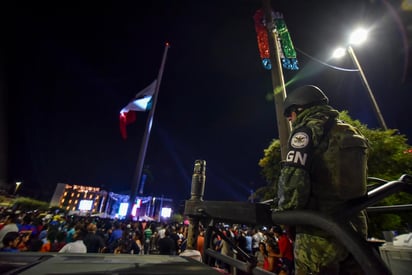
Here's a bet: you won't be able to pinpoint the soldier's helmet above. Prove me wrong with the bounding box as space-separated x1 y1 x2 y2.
283 85 329 116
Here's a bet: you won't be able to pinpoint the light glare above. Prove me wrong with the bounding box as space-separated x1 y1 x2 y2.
349 28 368 45
118 202 129 216
332 47 346 59
161 207 172 218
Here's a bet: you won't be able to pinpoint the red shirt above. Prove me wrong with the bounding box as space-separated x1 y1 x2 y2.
278 235 293 261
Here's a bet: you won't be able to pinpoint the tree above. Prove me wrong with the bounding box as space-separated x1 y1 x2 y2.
170 213 184 224
257 111 412 237
12 196 50 211
257 139 281 201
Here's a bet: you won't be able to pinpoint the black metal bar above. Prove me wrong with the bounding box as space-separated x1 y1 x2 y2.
342 175 412 218
212 225 256 266
367 204 412 213
205 249 251 272
184 201 272 225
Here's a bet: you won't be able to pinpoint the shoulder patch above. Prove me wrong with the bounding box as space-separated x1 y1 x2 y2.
291 131 309 149
284 127 313 169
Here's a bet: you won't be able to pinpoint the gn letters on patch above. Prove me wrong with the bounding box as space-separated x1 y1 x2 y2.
286 150 308 166
285 130 311 168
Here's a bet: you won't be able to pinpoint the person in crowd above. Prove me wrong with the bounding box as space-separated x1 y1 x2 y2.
272 226 294 274
178 225 188 252
19 215 38 238
143 223 152 254
107 222 123 252
276 85 369 274
0 231 20 252
59 229 87 253
219 228 234 273
113 238 132 254
83 223 105 253
157 223 166 239
17 232 31 251
196 227 205 258
157 228 176 255
245 229 253 255
0 214 19 249
265 239 281 273
65 222 76 243
52 231 67 252
211 230 222 268
40 229 57 252
28 238 44 252
130 231 143 254
255 241 268 269
169 225 181 255
252 228 265 254
38 223 49 242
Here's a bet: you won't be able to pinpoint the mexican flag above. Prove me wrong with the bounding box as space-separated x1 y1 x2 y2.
119 80 157 139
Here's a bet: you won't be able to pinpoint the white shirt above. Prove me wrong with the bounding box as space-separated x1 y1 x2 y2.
158 228 166 239
59 240 87 253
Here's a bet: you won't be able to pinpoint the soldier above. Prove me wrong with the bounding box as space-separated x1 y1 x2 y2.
276 85 369 274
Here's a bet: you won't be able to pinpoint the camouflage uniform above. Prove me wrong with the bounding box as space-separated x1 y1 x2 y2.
277 104 368 274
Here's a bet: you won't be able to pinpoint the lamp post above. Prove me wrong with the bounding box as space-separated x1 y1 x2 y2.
14 181 22 195
333 28 388 130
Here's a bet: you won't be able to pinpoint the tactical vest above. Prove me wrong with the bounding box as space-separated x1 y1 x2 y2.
309 118 369 215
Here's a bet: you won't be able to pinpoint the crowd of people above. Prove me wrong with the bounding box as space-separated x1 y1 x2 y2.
0 208 294 274
0 210 188 255
208 224 294 274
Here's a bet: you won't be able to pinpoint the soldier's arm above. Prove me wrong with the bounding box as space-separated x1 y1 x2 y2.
276 126 314 210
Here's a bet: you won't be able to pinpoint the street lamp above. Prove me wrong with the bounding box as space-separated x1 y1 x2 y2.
14 181 22 195
333 28 388 130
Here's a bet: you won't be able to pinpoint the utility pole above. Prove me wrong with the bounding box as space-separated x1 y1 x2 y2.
347 46 388 130
262 0 291 159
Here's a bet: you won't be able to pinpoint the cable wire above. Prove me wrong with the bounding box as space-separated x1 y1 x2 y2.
296 47 359 72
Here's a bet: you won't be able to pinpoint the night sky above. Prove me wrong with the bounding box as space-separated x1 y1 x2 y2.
4 0 412 203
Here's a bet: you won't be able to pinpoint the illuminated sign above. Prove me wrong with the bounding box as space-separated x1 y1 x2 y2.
118 203 129 216
78 200 93 211
161 207 172 218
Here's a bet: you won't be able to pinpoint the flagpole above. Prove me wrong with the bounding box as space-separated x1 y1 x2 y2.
126 43 170 219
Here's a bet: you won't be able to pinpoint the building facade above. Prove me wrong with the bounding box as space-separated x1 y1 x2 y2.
50 183 108 214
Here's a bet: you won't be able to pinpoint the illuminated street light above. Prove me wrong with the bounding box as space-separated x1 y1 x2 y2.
349 28 368 45
15 181 22 195
332 47 346 59
333 28 388 130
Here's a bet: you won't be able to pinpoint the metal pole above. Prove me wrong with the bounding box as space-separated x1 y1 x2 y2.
126 43 170 218
158 195 163 222
262 0 291 160
347 46 388 130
